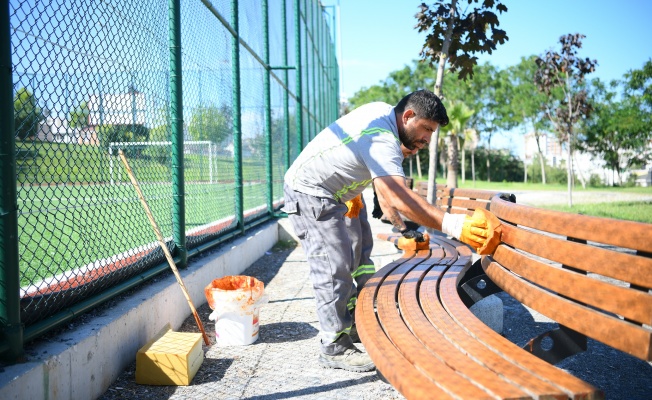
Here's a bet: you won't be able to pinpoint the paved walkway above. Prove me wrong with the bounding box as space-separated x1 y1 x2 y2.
100 189 652 400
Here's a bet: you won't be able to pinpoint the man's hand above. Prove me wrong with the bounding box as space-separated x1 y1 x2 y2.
441 209 502 255
400 228 425 242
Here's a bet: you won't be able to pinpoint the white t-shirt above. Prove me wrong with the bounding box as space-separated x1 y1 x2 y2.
284 102 405 202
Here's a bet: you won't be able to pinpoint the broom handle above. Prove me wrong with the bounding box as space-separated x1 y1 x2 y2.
118 150 210 345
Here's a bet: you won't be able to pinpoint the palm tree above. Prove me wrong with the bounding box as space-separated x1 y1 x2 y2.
460 128 479 185
440 100 475 188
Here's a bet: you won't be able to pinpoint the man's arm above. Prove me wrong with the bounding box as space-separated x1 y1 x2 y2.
373 175 502 255
373 175 445 230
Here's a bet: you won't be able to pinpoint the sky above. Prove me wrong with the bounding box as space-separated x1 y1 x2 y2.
322 0 652 155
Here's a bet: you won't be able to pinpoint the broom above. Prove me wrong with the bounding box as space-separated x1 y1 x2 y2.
118 149 210 346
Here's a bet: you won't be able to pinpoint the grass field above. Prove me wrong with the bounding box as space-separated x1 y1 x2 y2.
17 180 284 288
15 140 288 288
411 176 652 223
542 201 652 224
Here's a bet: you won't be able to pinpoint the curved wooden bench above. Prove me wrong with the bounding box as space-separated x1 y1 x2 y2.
356 233 601 399
486 195 652 363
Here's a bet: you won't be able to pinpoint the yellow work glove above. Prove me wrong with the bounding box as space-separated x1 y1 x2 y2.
441 209 502 255
344 194 364 218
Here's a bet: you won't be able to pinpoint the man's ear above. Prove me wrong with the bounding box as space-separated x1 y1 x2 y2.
402 109 415 125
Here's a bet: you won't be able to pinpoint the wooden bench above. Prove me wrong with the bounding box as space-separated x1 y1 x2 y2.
485 193 652 364
356 183 652 399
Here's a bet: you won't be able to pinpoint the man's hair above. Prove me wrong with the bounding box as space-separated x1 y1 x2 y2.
395 90 449 127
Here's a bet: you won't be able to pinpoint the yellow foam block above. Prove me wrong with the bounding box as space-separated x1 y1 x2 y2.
136 324 204 386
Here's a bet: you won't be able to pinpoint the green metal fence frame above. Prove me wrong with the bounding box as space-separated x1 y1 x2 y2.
0 0 338 363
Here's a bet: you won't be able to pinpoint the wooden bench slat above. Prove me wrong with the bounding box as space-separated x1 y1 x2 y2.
397 248 542 398
436 198 492 211
418 239 585 399
356 265 456 399
493 245 652 325
436 186 500 201
376 250 499 399
491 196 652 253
483 258 652 361
436 263 602 399
500 223 652 289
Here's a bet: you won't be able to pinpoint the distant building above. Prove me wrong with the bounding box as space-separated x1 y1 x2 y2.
86 88 146 127
37 116 100 145
523 132 625 186
523 132 564 167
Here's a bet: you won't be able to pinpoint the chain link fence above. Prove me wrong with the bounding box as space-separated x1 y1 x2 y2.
1 0 338 361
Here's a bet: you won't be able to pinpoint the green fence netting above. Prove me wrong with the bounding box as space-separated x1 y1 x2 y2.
1 0 338 361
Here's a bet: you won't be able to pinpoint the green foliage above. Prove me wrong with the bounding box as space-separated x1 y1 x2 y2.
526 157 569 184
440 100 474 137
68 101 90 128
467 146 523 182
415 0 509 80
14 87 43 140
583 78 652 184
534 34 597 143
625 59 652 109
97 124 150 149
188 104 233 145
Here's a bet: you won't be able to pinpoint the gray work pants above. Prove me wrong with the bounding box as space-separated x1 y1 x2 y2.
282 184 356 355
345 196 375 318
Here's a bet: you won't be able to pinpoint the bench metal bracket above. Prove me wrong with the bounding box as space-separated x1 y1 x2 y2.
523 324 587 364
458 259 503 308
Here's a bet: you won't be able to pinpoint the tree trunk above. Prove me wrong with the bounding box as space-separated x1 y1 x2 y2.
565 72 573 207
534 131 546 184
471 149 476 187
440 144 447 181
567 137 573 207
574 153 587 189
409 155 413 178
427 0 456 205
486 134 492 183
524 160 528 183
446 134 459 188
461 143 466 184
416 152 422 179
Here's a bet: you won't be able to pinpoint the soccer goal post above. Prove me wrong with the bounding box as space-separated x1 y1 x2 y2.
108 141 214 185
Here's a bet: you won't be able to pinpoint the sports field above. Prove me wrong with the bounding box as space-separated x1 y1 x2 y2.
17 180 284 288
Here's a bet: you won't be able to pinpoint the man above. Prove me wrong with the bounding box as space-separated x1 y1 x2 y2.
282 89 498 372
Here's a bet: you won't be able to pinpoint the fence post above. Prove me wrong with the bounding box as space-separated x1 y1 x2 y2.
263 0 272 213
294 0 302 155
169 0 187 268
232 0 244 233
0 0 24 362
282 0 290 170
310 2 319 139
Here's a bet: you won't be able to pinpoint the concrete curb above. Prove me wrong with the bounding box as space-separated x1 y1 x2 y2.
0 221 278 400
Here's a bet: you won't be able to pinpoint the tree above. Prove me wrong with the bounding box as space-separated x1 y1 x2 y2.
14 87 43 140
461 127 478 184
98 124 150 151
416 0 508 196
508 56 551 184
468 65 516 182
534 33 597 207
440 100 474 187
188 104 233 145
69 101 90 128
625 59 652 109
582 78 652 185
